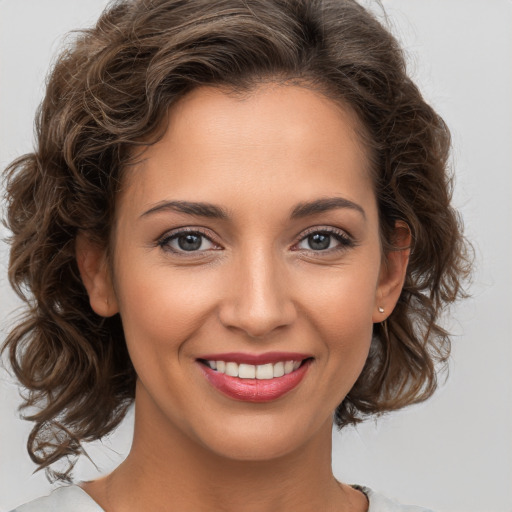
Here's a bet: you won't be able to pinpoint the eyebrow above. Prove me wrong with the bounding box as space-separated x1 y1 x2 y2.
290 197 366 220
140 196 365 220
141 200 229 219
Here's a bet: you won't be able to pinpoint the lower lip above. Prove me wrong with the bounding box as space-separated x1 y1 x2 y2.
198 360 311 402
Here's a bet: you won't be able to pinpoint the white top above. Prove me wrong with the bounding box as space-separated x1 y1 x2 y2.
10 485 434 511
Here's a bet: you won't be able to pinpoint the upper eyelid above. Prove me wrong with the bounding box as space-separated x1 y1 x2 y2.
157 227 221 250
295 225 352 241
157 225 352 242
159 226 217 241
291 226 355 252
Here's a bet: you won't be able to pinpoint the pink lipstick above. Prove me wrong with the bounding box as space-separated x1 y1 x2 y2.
196 352 312 402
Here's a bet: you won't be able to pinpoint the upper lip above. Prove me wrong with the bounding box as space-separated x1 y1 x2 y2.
196 351 312 365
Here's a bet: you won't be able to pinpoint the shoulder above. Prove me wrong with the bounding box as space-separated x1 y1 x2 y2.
356 485 435 512
9 486 104 512
11 483 435 512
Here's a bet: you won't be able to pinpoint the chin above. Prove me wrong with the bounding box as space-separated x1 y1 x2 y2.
205 433 304 462
190 411 327 463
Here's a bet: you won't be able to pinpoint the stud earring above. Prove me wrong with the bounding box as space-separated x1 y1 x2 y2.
378 306 385 313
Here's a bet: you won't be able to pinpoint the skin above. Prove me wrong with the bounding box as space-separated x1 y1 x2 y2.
77 84 410 512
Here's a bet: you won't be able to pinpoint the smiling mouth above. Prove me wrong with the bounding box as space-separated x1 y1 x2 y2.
198 359 310 380
197 356 313 402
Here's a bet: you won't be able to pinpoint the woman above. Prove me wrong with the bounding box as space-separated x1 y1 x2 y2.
2 0 470 510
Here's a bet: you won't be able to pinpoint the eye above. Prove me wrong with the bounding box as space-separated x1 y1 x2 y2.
158 229 219 254
294 228 354 252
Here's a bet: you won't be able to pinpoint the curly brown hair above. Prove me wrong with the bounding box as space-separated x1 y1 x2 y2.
2 0 470 480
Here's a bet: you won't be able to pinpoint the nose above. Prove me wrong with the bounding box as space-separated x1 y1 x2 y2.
218 247 297 338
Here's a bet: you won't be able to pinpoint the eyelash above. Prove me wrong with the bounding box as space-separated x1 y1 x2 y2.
156 226 355 256
292 227 355 254
157 227 220 255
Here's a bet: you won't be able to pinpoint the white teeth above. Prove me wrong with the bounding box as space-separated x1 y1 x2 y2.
210 359 304 379
284 360 294 374
273 361 285 378
239 363 256 379
256 363 274 380
225 362 239 377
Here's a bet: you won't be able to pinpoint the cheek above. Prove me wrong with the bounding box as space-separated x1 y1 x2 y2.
295 257 379 378
299 259 379 332
113 261 222 360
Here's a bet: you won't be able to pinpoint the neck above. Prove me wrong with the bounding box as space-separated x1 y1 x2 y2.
84 387 365 512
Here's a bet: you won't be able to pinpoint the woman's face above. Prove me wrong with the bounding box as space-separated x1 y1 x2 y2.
85 85 404 461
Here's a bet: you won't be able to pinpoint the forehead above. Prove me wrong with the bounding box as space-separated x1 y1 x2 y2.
120 84 375 218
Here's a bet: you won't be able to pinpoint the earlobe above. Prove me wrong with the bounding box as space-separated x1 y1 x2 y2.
373 221 411 323
75 232 119 317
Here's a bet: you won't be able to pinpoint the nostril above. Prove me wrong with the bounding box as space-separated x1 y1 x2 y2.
218 302 297 338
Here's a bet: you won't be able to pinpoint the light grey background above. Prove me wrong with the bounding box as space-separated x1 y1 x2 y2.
1 1 511 511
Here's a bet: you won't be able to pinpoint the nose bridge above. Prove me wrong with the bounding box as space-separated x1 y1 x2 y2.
219 242 296 338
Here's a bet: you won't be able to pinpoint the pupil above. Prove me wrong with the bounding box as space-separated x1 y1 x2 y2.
308 233 330 250
178 234 202 251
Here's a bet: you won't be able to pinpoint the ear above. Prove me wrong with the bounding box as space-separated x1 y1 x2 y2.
373 221 411 323
75 232 119 317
